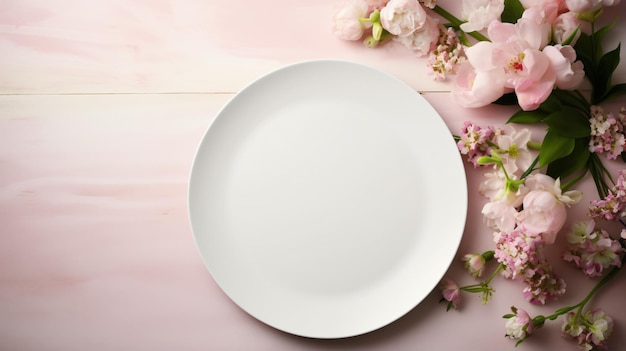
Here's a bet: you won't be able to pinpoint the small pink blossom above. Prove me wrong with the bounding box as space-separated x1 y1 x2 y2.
505 307 534 341
440 278 461 310
332 1 370 41
457 121 497 167
463 253 487 279
459 0 505 32
380 0 427 37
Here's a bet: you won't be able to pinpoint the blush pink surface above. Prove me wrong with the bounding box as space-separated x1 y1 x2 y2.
1 1 625 350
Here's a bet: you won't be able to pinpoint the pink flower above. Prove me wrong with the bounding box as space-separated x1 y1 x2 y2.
505 307 534 340
459 0 505 32
380 0 427 37
543 45 584 90
440 278 461 310
517 190 567 244
332 1 370 40
392 15 439 57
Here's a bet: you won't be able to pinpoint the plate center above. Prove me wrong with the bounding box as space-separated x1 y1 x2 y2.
225 98 423 295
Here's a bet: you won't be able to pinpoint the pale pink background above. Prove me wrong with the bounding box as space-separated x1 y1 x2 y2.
1 1 625 350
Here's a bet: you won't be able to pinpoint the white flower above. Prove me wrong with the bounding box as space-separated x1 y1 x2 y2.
459 0 505 32
380 0 428 37
332 1 370 40
479 170 528 207
495 128 532 177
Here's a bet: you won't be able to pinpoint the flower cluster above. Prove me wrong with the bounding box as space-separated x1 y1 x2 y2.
462 123 582 303
588 169 626 220
427 27 466 80
562 309 614 351
589 106 626 160
563 220 623 277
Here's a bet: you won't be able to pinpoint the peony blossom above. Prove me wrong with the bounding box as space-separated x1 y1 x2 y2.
380 0 428 37
524 173 582 205
543 45 585 90
459 0 505 32
392 15 439 56
516 190 567 244
332 1 370 40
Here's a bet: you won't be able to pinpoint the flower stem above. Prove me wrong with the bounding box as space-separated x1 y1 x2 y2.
432 5 490 42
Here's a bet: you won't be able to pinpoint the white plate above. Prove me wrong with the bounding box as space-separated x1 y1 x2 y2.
188 60 467 338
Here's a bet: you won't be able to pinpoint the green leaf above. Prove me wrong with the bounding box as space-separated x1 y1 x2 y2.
592 21 616 60
551 89 590 113
538 94 563 113
595 43 621 103
604 83 626 102
546 138 591 179
501 0 525 24
543 110 591 138
507 109 548 124
539 131 575 168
